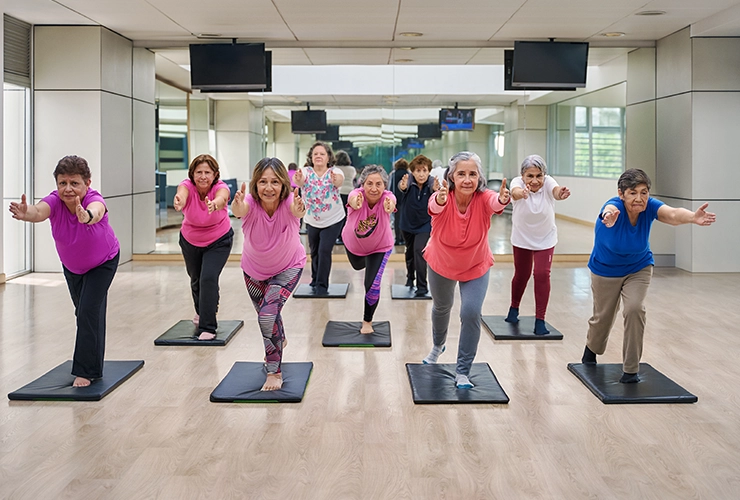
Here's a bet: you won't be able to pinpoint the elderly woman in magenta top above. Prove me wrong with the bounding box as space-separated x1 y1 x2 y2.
341 165 397 334
422 151 510 389
174 154 233 341
9 155 120 388
582 168 716 383
232 157 307 391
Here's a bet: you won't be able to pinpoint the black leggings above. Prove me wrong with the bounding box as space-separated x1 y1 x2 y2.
345 249 390 322
307 220 343 291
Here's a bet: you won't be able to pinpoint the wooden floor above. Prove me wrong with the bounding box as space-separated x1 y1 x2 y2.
2 261 740 499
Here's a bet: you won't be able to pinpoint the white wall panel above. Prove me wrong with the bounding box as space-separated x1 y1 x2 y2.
215 131 252 183
655 93 692 200
34 27 101 90
133 192 155 254
105 195 132 264
215 100 253 132
133 48 156 104
625 100 655 180
552 176 614 224
133 100 156 193
692 38 740 91
33 220 61 272
689 200 740 272
627 48 655 105
656 27 691 98
101 93 133 197
101 28 132 97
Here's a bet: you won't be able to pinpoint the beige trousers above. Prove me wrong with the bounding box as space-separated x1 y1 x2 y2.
586 266 653 374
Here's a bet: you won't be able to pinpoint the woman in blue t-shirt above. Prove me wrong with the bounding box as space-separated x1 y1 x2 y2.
581 169 716 383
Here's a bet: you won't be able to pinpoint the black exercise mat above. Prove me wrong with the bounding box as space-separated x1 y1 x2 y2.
568 362 698 404
321 320 391 347
391 284 431 300
406 363 509 404
8 360 144 401
154 319 243 346
210 361 313 403
294 283 349 298
481 315 563 340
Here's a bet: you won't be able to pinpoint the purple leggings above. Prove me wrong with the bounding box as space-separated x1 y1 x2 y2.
510 246 554 320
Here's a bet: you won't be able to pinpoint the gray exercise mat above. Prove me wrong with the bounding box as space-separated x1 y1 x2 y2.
294 283 349 298
210 361 313 403
391 284 431 300
406 363 509 404
154 319 243 346
568 362 698 404
322 320 391 347
8 360 144 401
481 315 563 340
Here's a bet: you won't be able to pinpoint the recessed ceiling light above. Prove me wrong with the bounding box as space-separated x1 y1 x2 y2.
394 58 413 63
635 10 665 16
397 47 416 50
197 33 223 38
601 32 625 37
399 32 423 37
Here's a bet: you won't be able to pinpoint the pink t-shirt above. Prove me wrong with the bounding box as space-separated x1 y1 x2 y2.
424 189 507 281
179 179 231 247
341 188 396 257
240 193 307 281
41 188 120 274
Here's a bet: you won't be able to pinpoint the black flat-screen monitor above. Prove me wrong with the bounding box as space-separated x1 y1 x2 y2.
511 41 588 89
332 140 353 151
316 124 339 141
418 123 442 139
439 108 475 131
504 50 577 91
291 110 327 134
190 43 269 92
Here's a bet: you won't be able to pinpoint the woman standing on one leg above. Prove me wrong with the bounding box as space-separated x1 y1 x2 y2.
581 168 716 383
422 152 510 389
505 154 571 335
9 155 120 388
293 141 345 295
341 165 396 334
174 154 233 341
232 157 307 391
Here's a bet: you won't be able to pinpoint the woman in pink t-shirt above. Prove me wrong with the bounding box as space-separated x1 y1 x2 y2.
232 157 307 391
174 154 233 340
9 155 120 388
421 152 510 389
341 165 396 334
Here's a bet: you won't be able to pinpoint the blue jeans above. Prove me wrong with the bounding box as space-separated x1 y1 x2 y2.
428 267 490 377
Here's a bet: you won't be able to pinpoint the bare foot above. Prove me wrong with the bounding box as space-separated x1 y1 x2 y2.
360 321 374 334
261 373 283 391
198 331 216 341
73 377 91 387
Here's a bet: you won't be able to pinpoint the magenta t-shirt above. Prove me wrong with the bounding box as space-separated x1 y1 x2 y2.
179 179 231 247
240 193 307 281
341 188 395 257
41 188 120 274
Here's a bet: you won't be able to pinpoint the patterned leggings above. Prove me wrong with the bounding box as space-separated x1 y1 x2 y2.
243 267 303 374
345 249 392 322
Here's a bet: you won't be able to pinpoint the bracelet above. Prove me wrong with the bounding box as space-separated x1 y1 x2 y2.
86 209 94 224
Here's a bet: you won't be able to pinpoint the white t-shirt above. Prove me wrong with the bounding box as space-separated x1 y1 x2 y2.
510 175 559 250
430 166 446 183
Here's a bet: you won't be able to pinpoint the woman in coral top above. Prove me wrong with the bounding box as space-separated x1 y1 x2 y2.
421 151 510 389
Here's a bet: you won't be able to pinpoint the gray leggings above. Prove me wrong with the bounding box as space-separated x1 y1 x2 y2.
428 266 490 377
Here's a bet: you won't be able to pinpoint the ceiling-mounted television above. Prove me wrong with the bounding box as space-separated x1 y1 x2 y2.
504 50 576 91
316 124 339 141
439 108 475 131
511 41 588 89
418 123 442 139
332 140 353 151
291 110 327 134
189 43 269 92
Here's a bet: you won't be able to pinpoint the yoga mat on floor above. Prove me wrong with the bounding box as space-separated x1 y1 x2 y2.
321 320 391 347
210 362 313 403
154 320 243 346
568 362 697 404
406 363 509 404
294 283 349 298
8 360 144 401
390 284 431 300
481 315 563 340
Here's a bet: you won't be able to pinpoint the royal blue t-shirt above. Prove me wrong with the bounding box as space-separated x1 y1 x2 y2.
588 196 664 277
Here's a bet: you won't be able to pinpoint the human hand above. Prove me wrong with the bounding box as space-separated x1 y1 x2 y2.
291 188 306 216
437 180 448 205
601 209 620 228
384 196 395 213
520 183 531 200
233 182 246 207
205 197 218 214
557 186 571 200
399 174 408 191
9 194 29 221
349 192 364 210
293 169 304 186
498 178 510 204
173 193 184 212
433 176 440 192
75 196 90 224
694 203 716 226
330 169 342 187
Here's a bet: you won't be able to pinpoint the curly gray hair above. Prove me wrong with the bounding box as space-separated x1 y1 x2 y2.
357 164 389 189
520 154 548 176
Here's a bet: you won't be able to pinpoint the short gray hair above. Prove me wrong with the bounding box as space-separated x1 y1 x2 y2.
446 151 486 192
432 159 443 169
357 164 389 189
618 168 651 192
520 154 548 176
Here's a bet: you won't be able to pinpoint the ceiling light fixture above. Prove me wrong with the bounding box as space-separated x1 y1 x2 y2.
601 32 625 37
635 10 666 16
394 58 413 63
397 47 416 50
399 32 423 37
197 33 223 38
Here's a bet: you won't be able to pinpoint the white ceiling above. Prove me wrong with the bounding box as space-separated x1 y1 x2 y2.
6 0 740 110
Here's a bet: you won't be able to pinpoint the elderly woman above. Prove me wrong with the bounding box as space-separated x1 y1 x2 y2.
174 154 233 341
422 151 510 389
341 165 397 334
582 168 716 383
505 154 571 335
232 157 306 391
9 155 120 387
293 141 345 295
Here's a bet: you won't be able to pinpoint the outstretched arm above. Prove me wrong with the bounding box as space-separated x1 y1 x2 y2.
231 182 249 218
658 203 716 227
9 195 51 223
553 185 571 200
173 184 189 212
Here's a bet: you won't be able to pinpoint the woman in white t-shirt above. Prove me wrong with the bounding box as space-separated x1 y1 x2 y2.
505 155 571 335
